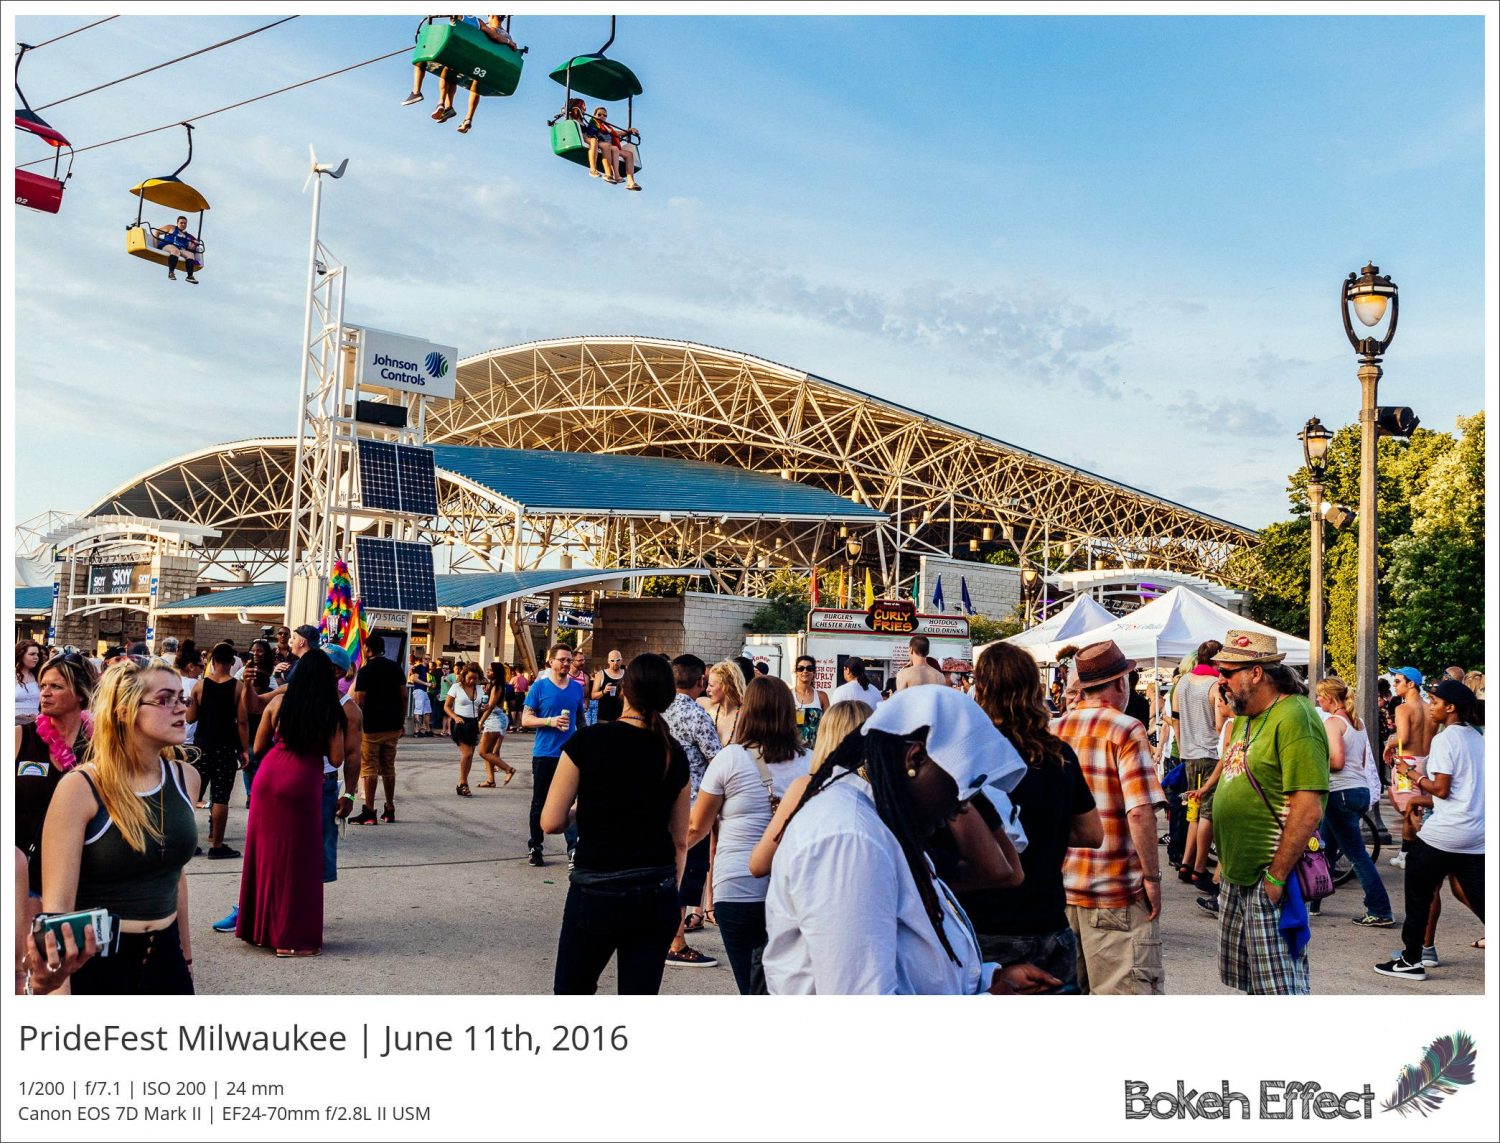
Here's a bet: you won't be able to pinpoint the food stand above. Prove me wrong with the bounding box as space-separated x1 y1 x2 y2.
744 602 972 691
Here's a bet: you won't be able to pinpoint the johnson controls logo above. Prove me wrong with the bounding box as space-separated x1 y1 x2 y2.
371 352 425 387
424 352 449 380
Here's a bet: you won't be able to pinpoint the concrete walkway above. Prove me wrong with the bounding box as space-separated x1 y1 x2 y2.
188 733 1485 995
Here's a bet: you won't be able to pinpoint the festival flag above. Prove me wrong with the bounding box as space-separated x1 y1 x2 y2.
863 569 875 610
319 558 368 666
809 566 820 608
932 575 945 612
960 575 975 616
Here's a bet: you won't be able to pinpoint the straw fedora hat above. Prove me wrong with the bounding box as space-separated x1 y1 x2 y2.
1074 640 1137 688
1211 630 1287 665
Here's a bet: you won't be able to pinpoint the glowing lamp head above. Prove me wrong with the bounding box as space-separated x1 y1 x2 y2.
1353 293 1388 327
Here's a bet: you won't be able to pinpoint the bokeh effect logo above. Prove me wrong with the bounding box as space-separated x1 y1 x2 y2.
1382 1031 1476 1117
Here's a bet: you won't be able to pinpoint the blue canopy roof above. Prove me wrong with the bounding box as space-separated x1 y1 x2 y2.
431 445 884 521
155 567 708 616
16 587 52 613
156 581 288 612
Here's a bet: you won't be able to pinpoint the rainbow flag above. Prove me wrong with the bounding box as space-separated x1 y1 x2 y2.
319 558 369 667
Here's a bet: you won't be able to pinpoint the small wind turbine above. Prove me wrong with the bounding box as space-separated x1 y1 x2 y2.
303 144 348 193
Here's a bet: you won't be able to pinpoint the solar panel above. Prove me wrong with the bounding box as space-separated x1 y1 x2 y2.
355 536 400 609
394 541 437 612
357 440 400 512
355 537 435 612
396 445 438 516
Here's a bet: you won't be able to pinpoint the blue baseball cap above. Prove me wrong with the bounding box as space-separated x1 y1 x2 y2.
1393 666 1424 687
323 644 352 671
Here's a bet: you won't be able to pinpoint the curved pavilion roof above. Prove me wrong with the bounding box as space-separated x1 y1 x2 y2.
426 336 1253 577
81 336 1253 588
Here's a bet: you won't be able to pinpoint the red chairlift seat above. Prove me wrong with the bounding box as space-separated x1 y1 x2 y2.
15 109 73 215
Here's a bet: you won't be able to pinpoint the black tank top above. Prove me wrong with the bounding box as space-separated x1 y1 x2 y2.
196 676 240 749
75 760 198 921
15 722 86 895
596 671 626 722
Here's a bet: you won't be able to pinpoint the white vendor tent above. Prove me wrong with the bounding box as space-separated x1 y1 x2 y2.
1021 585 1309 667
994 594 1116 656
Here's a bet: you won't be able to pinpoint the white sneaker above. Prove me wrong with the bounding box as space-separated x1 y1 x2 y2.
1389 851 1407 868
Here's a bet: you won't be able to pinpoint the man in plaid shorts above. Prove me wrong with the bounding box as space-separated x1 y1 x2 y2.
1209 631 1329 995
1056 640 1167 994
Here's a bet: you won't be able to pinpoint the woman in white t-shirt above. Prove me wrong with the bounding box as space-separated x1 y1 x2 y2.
444 664 486 798
1314 677 1393 925
687 677 809 994
829 655 882 710
1376 679 1485 980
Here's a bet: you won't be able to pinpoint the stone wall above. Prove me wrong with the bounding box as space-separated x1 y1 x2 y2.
190 617 274 654
916 555 1022 621
593 592 764 664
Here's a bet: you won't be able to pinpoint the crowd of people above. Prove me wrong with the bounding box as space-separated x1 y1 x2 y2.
12 627 1486 996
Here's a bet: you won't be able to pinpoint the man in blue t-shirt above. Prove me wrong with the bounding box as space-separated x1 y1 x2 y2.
522 643 586 866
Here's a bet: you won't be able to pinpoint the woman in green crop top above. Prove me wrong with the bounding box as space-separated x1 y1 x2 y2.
34 660 200 995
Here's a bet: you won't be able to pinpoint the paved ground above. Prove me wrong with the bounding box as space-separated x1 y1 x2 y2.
189 732 1485 995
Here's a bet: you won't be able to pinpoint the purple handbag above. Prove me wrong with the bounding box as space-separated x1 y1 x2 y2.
1242 766 1336 903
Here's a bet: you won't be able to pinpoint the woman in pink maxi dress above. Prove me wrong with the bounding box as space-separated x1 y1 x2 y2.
237 647 346 956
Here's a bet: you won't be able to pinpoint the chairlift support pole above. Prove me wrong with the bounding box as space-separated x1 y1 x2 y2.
282 150 349 625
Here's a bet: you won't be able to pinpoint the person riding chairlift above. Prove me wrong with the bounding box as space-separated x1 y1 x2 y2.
402 15 517 134
152 215 200 284
591 105 641 191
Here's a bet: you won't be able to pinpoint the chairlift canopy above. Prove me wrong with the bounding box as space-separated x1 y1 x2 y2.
129 176 210 213
549 54 642 101
16 109 69 148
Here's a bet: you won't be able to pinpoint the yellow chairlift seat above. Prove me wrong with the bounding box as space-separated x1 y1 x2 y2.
126 225 206 269
126 125 211 275
126 177 210 269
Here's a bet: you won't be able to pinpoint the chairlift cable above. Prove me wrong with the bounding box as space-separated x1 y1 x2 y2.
35 16 300 112
16 46 408 170
23 16 119 51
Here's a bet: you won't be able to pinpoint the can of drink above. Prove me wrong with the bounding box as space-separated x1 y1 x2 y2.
1394 759 1414 793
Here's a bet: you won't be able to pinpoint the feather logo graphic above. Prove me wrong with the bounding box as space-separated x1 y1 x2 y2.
1381 1030 1476 1117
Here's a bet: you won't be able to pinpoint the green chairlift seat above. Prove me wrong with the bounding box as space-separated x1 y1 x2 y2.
550 117 643 173
414 19 524 98
549 43 644 172
548 54 642 102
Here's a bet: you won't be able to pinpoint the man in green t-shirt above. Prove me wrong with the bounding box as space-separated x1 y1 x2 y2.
1210 631 1329 995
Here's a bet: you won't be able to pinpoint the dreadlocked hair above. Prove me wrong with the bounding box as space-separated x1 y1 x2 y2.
778 727 962 966
1265 664 1308 697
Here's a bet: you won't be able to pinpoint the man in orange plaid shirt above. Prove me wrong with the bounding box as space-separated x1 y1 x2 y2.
1055 640 1167 994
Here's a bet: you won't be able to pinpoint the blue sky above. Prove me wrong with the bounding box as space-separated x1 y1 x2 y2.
7 11 1488 534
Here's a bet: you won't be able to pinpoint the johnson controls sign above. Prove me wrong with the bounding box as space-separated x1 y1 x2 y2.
354 326 458 400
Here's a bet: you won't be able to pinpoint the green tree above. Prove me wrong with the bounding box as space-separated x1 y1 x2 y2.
748 568 811 634
1243 414 1483 678
1381 411 1486 673
968 610 1024 645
